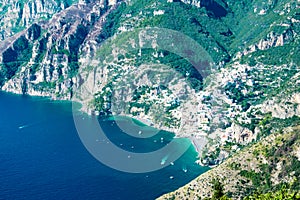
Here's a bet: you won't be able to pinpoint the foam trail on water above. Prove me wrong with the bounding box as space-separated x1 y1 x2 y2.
18 121 42 130
160 155 169 165
18 125 29 129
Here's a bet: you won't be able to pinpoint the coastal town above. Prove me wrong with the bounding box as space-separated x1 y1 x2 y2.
79 38 299 167
79 50 261 167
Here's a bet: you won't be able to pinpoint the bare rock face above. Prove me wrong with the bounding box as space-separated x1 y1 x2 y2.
256 28 294 50
0 0 70 41
260 93 300 119
108 0 118 6
0 0 121 99
227 123 256 144
239 28 295 57
179 0 201 7
295 146 300 161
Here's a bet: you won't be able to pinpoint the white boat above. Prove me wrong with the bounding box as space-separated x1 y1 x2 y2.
161 155 168 165
18 124 29 129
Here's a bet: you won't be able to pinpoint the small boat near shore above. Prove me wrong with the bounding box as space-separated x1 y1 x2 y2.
160 155 168 165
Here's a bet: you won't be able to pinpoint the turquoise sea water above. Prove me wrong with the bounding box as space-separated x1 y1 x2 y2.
0 92 209 200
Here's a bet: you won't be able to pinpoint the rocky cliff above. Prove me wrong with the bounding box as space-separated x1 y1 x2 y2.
0 0 76 41
0 0 121 99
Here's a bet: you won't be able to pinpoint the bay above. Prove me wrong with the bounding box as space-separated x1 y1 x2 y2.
0 91 209 200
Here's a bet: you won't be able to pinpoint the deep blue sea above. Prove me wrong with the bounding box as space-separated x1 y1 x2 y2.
0 91 209 200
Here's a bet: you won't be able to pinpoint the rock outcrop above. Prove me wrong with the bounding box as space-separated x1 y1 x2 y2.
0 0 71 41
0 0 122 99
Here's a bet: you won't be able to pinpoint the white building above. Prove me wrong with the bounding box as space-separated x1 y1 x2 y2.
153 10 165 16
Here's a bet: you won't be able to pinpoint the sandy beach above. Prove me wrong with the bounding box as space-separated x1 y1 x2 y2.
189 136 208 156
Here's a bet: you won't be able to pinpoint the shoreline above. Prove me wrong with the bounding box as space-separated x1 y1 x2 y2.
0 91 211 200
90 110 206 159
190 137 201 154
131 116 154 127
188 136 208 156
1 90 206 159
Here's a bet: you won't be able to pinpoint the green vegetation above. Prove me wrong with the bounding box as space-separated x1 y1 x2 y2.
0 0 78 41
239 169 272 191
1 1 299 199
259 116 300 139
133 48 204 91
224 81 251 111
97 2 127 42
205 186 300 200
157 51 203 92
137 1 231 63
225 62 299 112
33 81 56 91
67 24 88 78
211 178 226 199
203 179 231 200
244 188 300 200
51 48 70 56
29 37 48 78
228 162 241 170
0 36 32 85
163 125 300 200
241 39 300 66
240 129 300 197
98 0 232 63
92 83 113 115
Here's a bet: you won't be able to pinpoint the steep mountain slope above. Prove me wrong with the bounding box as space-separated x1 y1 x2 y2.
0 0 77 41
159 126 300 199
0 0 120 98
